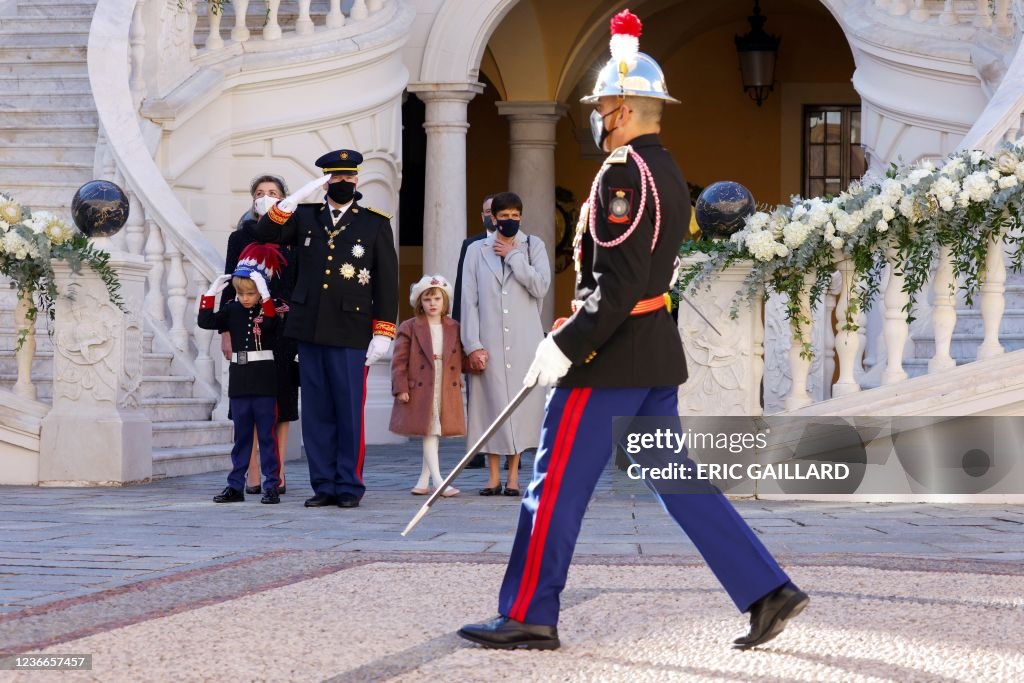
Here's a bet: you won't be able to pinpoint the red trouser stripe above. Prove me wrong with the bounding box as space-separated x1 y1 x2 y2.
356 365 369 483
508 387 591 621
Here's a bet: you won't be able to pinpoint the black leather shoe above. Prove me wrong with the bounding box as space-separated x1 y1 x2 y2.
261 487 280 504
337 493 360 508
458 616 559 650
245 485 261 495
213 487 244 503
733 583 809 650
304 493 337 507
278 485 286 495
465 454 486 469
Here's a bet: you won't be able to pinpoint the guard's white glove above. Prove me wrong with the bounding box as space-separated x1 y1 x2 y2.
249 271 271 301
524 334 572 387
205 274 233 297
278 176 328 213
253 195 278 217
669 256 682 289
365 334 392 366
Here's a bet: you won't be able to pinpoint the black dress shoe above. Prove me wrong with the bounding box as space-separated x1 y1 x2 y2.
458 616 559 650
278 485 286 495
465 454 486 469
337 493 360 508
245 485 261 495
213 487 244 503
304 493 337 507
733 583 809 650
261 487 280 504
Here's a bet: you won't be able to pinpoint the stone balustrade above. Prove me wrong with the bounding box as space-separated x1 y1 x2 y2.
874 0 1016 36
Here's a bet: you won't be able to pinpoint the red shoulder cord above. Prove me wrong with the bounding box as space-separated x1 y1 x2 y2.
586 146 662 251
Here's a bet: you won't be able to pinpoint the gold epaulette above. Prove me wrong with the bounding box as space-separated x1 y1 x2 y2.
604 146 630 165
366 206 393 220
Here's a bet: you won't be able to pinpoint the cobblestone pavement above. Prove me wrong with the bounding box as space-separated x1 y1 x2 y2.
1 439 1023 681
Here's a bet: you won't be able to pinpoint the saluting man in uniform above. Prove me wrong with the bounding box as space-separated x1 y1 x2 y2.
459 10 808 650
255 149 398 509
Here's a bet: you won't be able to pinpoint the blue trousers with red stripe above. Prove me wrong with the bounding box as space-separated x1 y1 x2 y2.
298 343 368 499
499 386 790 626
228 395 281 492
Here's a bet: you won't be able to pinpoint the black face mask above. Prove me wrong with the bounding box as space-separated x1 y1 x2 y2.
483 215 495 232
496 218 520 238
327 180 356 205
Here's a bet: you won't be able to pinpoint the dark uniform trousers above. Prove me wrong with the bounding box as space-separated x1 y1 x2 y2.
228 393 281 492
497 134 790 627
499 386 790 626
255 200 398 501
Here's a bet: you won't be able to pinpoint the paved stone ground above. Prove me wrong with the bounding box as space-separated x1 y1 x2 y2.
1 438 1023 681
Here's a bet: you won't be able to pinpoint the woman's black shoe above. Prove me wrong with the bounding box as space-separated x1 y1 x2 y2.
502 487 520 497
479 485 503 496
245 485 261 495
278 485 286 495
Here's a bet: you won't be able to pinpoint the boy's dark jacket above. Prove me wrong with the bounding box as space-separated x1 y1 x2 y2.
198 297 280 397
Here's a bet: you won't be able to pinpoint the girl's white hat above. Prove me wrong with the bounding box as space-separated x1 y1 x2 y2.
409 274 454 309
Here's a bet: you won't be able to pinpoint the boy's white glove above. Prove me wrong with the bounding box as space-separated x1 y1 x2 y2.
524 334 572 387
278 176 329 213
365 335 392 366
253 196 278 216
249 271 271 301
205 274 233 297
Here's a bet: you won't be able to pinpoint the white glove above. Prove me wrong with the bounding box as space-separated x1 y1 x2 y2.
524 334 572 387
205 274 233 297
278 176 328 213
669 256 682 289
253 196 278 217
365 334 392 366
249 271 271 301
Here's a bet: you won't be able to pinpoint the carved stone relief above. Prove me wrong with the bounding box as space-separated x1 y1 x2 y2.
53 291 121 405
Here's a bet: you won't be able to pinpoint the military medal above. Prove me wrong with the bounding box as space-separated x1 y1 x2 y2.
340 263 356 279
357 268 371 285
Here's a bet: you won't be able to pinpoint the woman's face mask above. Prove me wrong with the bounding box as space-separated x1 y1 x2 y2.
496 218 520 238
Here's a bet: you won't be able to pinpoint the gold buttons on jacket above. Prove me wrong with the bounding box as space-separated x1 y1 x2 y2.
325 269 331 275
323 283 329 289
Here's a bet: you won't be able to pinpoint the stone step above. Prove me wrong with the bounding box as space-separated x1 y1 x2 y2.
140 397 218 422
0 350 175 377
152 444 233 479
152 420 234 448
14 4 96 19
0 143 96 165
0 184 86 211
0 45 88 63
141 375 196 400
0 125 96 145
0 31 89 46
0 162 95 184
0 92 95 109
0 61 88 77
913 332 1024 360
0 74 92 94
0 108 98 126
0 16 94 33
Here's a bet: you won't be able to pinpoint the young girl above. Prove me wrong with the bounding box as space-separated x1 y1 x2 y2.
389 275 468 496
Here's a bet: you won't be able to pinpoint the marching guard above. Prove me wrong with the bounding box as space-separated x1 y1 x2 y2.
459 10 808 650
255 149 398 508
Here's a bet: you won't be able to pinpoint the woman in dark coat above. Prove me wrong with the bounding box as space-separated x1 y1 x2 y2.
223 175 299 494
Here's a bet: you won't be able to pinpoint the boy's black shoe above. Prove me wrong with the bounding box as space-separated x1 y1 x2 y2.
213 487 244 503
261 488 281 504
245 485 261 495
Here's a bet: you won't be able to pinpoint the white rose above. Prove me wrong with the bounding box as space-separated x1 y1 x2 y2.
999 175 1019 189
996 151 1019 174
882 206 895 221
970 150 985 165
988 169 1001 181
830 237 844 249
939 196 955 212
875 219 889 233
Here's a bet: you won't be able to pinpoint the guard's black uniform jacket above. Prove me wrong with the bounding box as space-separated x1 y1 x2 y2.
198 298 280 397
554 133 688 388
254 200 398 348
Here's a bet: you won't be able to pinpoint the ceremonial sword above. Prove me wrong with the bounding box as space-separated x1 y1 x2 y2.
402 382 537 536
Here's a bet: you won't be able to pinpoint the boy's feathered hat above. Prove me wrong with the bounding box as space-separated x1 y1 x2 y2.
581 9 679 104
233 242 287 281
409 274 454 309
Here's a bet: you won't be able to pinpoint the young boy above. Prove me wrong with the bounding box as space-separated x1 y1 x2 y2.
198 265 283 504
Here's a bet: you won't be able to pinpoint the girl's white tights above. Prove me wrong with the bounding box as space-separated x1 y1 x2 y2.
416 435 444 490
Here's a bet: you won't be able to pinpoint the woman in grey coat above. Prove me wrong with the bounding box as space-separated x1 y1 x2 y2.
461 192 551 496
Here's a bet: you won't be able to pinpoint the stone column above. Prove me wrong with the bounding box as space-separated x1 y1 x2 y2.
39 254 153 485
408 82 483 283
497 101 567 326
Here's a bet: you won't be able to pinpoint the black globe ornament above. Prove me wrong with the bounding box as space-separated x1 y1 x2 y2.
695 181 756 240
71 180 129 238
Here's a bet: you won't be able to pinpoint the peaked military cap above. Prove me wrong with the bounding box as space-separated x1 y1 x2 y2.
315 149 363 175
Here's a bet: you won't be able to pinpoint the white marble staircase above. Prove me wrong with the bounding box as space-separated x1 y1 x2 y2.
0 0 238 479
